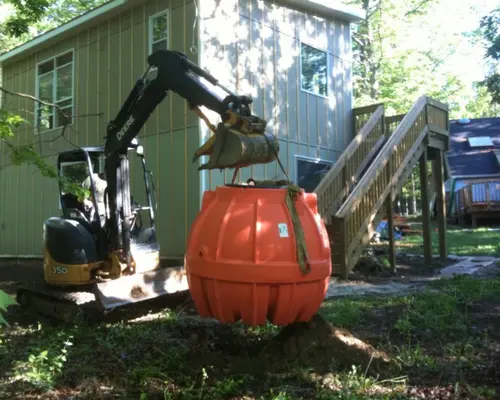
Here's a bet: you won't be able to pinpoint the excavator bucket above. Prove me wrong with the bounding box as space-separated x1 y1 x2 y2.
93 267 189 311
198 123 280 171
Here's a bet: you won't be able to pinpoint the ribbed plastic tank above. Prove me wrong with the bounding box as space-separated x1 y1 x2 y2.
185 184 331 326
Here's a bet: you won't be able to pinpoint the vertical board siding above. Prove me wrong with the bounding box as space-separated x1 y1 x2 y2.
0 0 200 258
199 0 352 189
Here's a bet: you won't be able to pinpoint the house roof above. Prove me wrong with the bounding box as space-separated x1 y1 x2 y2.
447 117 500 178
0 0 363 65
280 0 364 22
0 0 129 64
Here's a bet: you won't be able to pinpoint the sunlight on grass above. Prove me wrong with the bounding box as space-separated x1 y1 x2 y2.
319 296 411 332
398 226 500 256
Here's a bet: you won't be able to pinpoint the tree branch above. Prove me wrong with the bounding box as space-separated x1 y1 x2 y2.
352 35 365 49
0 86 63 112
0 86 108 177
404 0 432 17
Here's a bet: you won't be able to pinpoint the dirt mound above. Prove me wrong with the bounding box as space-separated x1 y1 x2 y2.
268 314 397 376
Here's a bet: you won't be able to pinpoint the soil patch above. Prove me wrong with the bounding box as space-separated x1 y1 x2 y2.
348 251 456 283
0 259 43 295
269 314 396 375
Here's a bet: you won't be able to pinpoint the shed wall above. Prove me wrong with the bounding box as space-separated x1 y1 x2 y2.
0 0 201 258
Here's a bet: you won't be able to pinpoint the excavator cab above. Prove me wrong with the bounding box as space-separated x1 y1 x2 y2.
57 142 158 255
27 139 187 316
58 146 106 229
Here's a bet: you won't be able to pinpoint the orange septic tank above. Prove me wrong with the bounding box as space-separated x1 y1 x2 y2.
185 183 332 326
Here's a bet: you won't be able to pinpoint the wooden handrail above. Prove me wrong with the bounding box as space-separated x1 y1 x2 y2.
385 114 406 125
456 181 500 209
330 95 450 276
337 96 428 217
427 97 449 112
314 105 385 220
353 103 384 116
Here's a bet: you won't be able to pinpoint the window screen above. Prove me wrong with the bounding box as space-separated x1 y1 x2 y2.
296 158 333 193
300 43 328 97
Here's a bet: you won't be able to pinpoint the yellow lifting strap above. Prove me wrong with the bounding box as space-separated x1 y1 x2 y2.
248 180 311 274
285 183 311 274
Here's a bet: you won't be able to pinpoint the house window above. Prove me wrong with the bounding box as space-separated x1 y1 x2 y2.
149 10 169 54
35 50 74 132
300 43 328 97
296 156 333 193
468 136 494 148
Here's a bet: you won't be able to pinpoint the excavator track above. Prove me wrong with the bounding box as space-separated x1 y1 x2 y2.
16 283 100 322
15 265 191 322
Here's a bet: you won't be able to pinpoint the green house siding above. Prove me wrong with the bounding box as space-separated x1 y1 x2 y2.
0 0 356 258
0 160 59 256
0 0 201 258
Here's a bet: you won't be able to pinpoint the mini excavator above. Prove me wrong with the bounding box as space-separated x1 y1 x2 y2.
16 50 279 320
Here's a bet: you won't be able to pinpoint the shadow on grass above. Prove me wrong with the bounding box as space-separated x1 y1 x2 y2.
0 300 413 399
0 307 318 399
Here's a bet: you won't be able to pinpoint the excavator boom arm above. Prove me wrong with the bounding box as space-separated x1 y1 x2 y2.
103 50 265 263
105 50 252 157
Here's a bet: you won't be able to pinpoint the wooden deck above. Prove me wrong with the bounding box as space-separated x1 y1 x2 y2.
314 96 450 278
455 181 500 227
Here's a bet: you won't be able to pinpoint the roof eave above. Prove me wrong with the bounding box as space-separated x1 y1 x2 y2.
450 173 500 179
0 0 127 64
280 0 365 22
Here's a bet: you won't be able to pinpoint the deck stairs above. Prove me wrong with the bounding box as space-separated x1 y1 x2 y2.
314 96 450 277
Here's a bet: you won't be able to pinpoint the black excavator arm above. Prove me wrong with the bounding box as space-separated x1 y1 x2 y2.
103 50 270 268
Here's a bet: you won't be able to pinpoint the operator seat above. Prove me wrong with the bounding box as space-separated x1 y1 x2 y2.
60 193 94 233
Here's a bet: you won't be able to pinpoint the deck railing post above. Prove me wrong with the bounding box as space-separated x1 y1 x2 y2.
433 150 448 261
420 150 433 265
329 216 348 278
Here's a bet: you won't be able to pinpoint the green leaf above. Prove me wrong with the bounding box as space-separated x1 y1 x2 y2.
0 290 17 312
0 313 8 326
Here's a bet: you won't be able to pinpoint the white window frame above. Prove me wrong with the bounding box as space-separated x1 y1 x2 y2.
148 9 170 55
34 49 75 135
295 155 334 192
299 42 329 99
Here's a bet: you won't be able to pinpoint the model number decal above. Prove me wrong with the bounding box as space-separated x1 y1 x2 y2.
52 266 68 275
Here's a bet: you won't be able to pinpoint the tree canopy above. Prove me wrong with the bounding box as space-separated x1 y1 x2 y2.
479 6 500 105
347 0 499 118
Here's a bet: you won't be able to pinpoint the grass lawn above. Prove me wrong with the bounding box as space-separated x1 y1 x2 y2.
1 275 500 399
397 223 500 257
